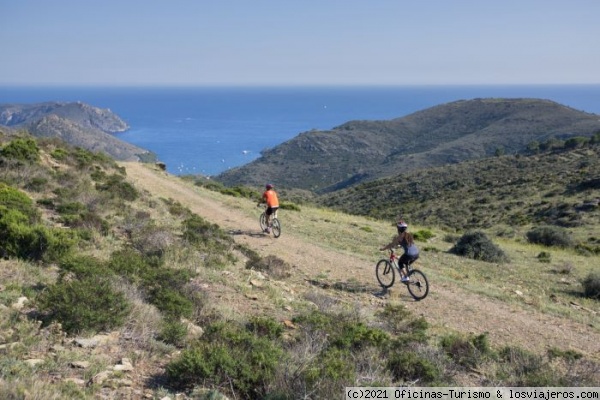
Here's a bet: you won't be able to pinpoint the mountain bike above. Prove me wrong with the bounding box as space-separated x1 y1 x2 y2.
376 249 429 300
259 205 281 238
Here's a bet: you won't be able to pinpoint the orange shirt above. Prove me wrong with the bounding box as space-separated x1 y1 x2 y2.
263 190 279 207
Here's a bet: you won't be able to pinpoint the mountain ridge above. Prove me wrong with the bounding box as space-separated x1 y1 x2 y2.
0 101 153 161
215 98 600 192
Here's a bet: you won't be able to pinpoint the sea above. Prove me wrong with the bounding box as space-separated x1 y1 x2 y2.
1 85 600 176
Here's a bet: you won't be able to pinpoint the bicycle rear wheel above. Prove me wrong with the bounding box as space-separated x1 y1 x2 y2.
271 218 281 238
259 212 267 231
376 259 395 288
406 269 429 300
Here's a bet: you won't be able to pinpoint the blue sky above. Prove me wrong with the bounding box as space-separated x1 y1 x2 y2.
1 0 599 86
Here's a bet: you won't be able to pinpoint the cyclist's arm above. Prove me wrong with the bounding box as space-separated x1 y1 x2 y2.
380 236 400 251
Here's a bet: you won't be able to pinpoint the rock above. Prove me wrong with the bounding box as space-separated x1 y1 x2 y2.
11 296 29 310
24 358 45 367
88 370 112 386
64 377 86 386
70 361 90 369
181 319 204 341
74 338 99 348
113 358 134 372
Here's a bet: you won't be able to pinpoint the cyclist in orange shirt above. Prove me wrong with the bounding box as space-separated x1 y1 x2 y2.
259 183 279 233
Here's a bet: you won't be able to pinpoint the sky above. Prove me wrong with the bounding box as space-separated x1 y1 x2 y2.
1 0 599 86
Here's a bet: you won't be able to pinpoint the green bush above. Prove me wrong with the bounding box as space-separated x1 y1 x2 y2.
0 208 75 262
0 183 39 222
279 201 301 211
450 231 509 263
37 276 130 335
387 350 441 384
149 287 194 320
246 316 284 340
303 347 355 386
331 322 389 350
526 226 573 248
166 321 283 397
0 138 40 163
157 319 189 347
96 174 139 201
582 273 600 299
440 333 492 368
413 229 434 241
537 251 552 263
58 254 111 280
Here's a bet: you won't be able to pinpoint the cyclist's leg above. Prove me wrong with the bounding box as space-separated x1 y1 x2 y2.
399 254 418 280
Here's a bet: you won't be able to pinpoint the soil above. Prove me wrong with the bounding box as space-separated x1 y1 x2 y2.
122 162 600 361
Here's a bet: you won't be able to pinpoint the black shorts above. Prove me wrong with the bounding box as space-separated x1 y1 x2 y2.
399 253 419 266
266 206 279 216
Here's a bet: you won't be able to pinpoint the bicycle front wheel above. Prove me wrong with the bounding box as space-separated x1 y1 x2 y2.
259 212 267 231
406 269 429 301
271 218 281 238
376 259 395 288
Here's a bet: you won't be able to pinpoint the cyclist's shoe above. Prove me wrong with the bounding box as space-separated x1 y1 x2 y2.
401 276 410 283
264 228 271 234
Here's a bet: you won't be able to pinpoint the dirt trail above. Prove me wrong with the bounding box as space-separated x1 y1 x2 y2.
122 162 600 360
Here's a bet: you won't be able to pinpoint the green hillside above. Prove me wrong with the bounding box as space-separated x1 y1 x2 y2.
323 140 600 240
216 98 600 192
1 132 598 399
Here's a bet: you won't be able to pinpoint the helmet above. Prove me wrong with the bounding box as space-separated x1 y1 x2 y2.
265 183 274 190
397 220 408 232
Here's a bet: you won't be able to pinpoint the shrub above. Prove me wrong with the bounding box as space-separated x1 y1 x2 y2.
58 254 111 280
450 231 509 263
280 201 301 211
166 321 283 397
413 229 434 241
526 226 574 248
37 276 130 335
149 287 194 320
387 350 441 384
157 319 189 347
246 316 284 340
96 174 139 201
537 251 552 263
582 273 600 299
303 347 355 386
0 138 40 163
0 183 39 222
440 333 492 368
0 208 75 262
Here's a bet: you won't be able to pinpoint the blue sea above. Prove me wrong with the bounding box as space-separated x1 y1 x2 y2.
1 85 600 176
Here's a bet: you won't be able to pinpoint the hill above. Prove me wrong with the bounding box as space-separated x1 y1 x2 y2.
0 101 154 161
0 134 598 398
215 98 600 192
323 141 600 237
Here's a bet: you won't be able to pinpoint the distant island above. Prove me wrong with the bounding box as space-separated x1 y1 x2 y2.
0 101 154 162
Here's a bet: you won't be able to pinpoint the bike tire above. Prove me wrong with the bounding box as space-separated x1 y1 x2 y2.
406 269 429 301
259 212 267 232
376 259 395 288
271 218 281 238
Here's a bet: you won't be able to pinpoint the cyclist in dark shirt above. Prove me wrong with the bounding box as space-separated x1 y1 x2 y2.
380 220 419 282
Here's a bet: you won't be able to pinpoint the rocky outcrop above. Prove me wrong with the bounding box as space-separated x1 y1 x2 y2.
0 101 153 162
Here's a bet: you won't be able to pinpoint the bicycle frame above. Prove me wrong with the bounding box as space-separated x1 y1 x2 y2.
388 249 410 277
